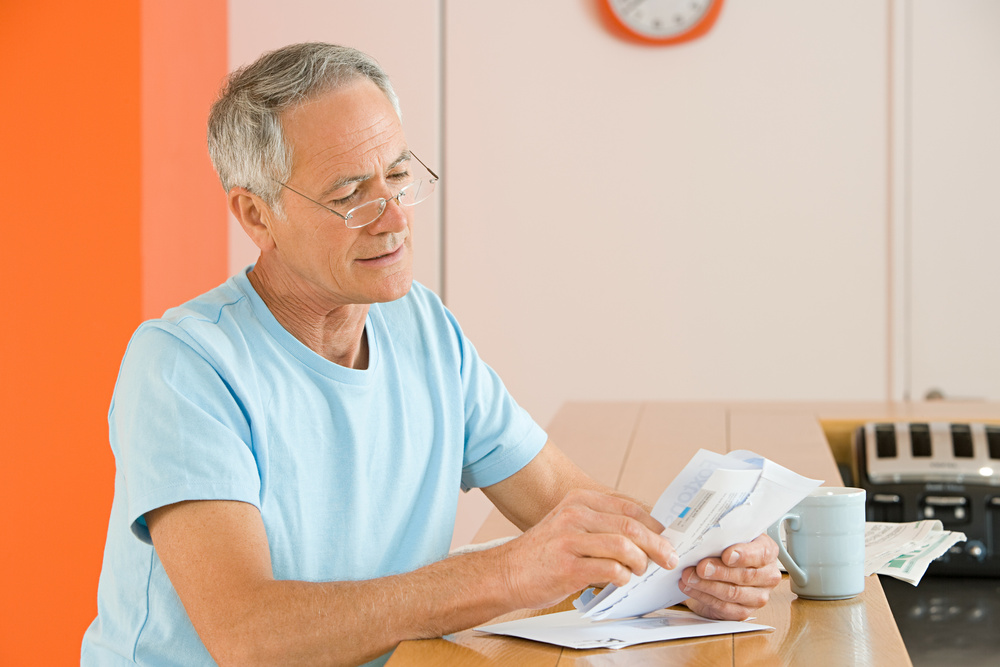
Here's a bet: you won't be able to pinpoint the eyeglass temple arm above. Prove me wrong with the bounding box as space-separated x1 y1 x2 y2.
409 151 440 182
274 181 350 221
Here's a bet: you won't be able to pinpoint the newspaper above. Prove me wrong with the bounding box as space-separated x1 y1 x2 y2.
574 449 822 621
865 520 966 585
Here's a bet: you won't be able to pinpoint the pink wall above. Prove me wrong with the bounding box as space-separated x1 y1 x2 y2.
141 0 229 320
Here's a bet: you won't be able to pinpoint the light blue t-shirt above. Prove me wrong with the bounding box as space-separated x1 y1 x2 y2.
81 270 547 666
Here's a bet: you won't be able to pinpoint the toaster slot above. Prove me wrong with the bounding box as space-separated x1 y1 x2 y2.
875 424 898 458
951 424 974 458
987 426 1000 460
910 423 932 457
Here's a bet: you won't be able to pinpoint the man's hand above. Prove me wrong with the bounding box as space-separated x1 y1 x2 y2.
680 534 781 620
495 488 679 610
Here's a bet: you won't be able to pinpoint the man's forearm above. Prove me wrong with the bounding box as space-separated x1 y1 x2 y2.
208 546 515 667
148 499 524 667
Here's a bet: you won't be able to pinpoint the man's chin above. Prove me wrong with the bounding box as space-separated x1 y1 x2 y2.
370 272 414 304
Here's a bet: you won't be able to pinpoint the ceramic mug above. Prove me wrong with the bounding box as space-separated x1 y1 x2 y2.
767 487 866 601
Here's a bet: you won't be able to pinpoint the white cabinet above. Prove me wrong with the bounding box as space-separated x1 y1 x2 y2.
905 0 1000 401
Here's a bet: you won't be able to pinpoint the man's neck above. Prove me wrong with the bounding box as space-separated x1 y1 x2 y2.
247 263 370 370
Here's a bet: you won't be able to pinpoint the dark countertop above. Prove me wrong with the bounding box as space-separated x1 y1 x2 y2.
880 575 1000 667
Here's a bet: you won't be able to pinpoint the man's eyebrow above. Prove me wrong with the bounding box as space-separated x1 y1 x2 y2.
317 151 412 200
387 151 411 170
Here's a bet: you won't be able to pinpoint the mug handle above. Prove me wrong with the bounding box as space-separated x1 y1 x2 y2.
767 514 808 589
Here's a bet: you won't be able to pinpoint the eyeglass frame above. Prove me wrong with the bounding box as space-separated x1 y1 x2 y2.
273 152 440 229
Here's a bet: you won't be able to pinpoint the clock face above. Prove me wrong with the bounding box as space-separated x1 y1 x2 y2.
604 0 722 44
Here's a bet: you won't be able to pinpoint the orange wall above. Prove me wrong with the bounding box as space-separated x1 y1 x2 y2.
0 3 141 664
0 2 226 663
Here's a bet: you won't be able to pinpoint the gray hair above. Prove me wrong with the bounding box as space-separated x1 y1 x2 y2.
207 42 401 214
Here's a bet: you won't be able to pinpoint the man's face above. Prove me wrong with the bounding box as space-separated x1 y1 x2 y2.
267 78 414 307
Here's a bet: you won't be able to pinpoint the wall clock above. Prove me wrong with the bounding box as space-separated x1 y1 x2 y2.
600 0 725 46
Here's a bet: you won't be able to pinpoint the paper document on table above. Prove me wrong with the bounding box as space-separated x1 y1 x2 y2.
575 449 823 621
864 520 966 585
476 608 772 650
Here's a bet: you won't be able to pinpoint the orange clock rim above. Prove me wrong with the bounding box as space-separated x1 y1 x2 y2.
599 0 725 46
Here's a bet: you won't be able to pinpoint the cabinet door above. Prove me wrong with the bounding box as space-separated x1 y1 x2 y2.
907 0 1000 400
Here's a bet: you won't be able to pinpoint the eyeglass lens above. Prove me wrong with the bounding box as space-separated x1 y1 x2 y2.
343 172 437 229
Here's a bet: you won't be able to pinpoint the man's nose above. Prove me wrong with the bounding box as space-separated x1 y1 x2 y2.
367 193 408 234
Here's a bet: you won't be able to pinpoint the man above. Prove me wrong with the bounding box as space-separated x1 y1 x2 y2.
82 43 780 666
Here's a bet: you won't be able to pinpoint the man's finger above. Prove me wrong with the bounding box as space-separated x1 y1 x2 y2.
719 534 779 569
689 559 782 587
686 562 781 592
568 532 653 580
683 594 754 622
557 504 677 571
564 488 665 534
681 570 773 617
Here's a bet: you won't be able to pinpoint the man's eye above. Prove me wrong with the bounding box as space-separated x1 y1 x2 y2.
388 170 411 182
330 191 359 207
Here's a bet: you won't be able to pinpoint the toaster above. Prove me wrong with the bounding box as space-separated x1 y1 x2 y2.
853 421 1000 576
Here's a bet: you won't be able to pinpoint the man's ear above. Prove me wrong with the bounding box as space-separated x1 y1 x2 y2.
228 187 278 251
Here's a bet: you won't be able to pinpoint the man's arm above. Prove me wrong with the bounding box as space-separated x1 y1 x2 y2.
148 500 517 666
146 459 676 667
483 440 782 621
481 439 625 530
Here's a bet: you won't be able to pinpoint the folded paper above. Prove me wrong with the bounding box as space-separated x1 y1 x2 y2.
575 449 823 620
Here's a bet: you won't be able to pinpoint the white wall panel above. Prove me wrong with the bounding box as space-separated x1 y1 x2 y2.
908 0 1000 400
446 0 889 426
227 0 443 293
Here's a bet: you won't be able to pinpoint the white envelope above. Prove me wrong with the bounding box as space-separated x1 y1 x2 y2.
476 608 772 650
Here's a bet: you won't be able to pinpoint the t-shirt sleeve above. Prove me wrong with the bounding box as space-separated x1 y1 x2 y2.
451 313 547 491
110 325 262 544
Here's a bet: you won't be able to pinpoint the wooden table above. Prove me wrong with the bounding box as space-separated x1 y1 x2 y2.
388 401 1000 666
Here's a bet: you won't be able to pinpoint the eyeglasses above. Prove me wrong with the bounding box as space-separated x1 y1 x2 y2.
275 152 440 229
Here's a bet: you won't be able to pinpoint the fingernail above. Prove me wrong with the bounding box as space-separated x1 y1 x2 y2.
726 551 740 566
703 562 716 577
687 573 700 585
667 553 679 569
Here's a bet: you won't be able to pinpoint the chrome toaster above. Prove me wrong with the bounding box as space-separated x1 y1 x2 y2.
854 421 1000 576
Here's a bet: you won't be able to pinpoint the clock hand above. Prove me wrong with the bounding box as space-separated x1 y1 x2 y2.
618 0 649 15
